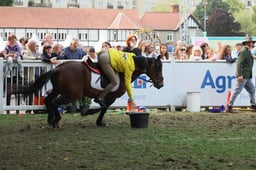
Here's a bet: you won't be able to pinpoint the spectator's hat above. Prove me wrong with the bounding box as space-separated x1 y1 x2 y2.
242 36 256 45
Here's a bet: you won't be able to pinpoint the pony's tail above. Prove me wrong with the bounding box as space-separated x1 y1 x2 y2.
14 69 54 95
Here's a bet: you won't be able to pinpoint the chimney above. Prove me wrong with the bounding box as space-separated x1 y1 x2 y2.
170 4 179 13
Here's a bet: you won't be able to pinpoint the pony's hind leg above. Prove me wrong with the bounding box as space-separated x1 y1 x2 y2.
96 96 116 126
44 90 59 127
96 107 108 126
51 95 71 128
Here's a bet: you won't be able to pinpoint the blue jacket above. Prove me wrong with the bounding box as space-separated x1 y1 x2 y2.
59 47 86 60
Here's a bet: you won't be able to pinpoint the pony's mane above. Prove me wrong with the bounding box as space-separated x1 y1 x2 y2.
146 57 154 66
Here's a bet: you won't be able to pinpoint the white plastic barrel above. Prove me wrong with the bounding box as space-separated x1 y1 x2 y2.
186 92 201 112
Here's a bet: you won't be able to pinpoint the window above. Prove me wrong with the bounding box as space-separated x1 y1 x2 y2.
37 32 44 40
26 32 33 39
79 32 88 40
247 0 251 6
113 31 117 40
52 33 56 40
4 32 8 40
58 33 66 40
125 0 129 7
167 34 173 41
98 1 103 8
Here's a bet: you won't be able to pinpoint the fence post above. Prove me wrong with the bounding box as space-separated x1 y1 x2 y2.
0 58 3 114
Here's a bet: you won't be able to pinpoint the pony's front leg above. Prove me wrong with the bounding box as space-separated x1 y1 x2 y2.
96 107 108 126
96 97 116 126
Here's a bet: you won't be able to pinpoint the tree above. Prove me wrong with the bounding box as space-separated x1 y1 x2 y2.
250 6 256 35
0 0 14 6
223 0 245 13
251 6 256 24
193 0 229 26
206 8 245 36
234 9 253 36
152 0 178 12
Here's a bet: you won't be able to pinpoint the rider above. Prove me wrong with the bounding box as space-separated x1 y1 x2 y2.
94 48 147 109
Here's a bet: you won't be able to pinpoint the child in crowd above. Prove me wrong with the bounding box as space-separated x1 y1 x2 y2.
82 47 98 63
138 40 148 57
159 44 170 60
189 46 202 61
206 48 217 61
3 33 24 78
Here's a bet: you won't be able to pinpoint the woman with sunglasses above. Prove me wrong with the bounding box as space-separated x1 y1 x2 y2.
174 45 188 60
41 44 59 65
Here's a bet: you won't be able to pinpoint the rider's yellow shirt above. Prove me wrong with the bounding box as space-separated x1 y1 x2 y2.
108 48 135 99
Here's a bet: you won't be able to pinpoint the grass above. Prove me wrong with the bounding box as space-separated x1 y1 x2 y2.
0 111 256 170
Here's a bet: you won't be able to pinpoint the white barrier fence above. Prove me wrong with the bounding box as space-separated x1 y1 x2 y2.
108 60 256 109
1 58 255 114
0 58 52 114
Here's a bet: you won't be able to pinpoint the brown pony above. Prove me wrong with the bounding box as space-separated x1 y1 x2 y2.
15 55 164 128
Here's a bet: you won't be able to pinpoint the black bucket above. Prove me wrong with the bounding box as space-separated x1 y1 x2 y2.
128 112 149 128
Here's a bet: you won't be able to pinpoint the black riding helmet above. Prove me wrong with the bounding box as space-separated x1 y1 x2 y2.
133 55 147 71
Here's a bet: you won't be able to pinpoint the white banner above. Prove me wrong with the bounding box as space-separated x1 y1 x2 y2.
91 60 256 108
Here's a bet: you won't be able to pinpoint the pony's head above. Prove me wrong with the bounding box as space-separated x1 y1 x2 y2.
133 55 164 89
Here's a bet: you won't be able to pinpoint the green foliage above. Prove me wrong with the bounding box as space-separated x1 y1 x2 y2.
193 0 230 26
0 0 13 6
206 8 244 36
233 6 256 36
68 96 91 106
252 6 256 23
79 96 91 106
223 0 245 13
151 0 178 12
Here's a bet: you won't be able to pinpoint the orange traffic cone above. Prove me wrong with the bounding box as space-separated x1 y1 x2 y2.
126 100 134 112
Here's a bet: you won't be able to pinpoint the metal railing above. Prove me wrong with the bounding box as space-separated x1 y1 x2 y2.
0 58 53 114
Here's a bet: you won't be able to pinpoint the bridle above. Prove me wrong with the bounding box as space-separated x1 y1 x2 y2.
137 57 162 87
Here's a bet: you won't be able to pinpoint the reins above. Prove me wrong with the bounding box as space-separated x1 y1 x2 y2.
137 76 154 87
135 57 159 87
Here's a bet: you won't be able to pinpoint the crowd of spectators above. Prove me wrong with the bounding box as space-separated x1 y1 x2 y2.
1 33 256 78
1 33 256 114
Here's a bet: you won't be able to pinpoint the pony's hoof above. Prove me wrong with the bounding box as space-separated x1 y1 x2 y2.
96 122 107 127
80 110 89 116
48 119 54 126
52 121 62 128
